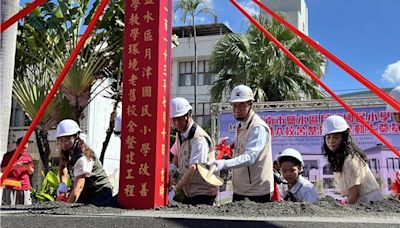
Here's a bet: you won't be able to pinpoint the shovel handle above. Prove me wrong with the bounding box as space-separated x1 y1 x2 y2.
207 164 217 178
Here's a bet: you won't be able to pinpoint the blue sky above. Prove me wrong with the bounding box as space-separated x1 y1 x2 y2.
173 0 400 95
20 0 400 95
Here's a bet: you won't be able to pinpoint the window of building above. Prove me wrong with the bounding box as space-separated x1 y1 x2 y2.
303 160 318 178
387 158 394 171
388 178 392 191
370 158 378 173
179 60 212 86
377 159 380 172
323 164 333 175
10 98 30 127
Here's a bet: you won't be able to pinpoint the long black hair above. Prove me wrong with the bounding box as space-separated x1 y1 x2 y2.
322 129 368 172
61 136 95 163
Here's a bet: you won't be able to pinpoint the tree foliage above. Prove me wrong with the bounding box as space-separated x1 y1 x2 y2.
13 0 115 170
210 15 326 102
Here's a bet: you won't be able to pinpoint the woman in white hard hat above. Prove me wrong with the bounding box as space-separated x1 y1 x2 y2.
387 86 400 123
169 97 218 205
278 148 319 203
210 85 274 203
56 119 116 206
322 115 383 204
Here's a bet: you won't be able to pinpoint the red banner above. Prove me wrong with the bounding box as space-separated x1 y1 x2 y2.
119 0 171 209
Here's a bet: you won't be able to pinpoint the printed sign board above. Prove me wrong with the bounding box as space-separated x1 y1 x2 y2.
220 106 399 158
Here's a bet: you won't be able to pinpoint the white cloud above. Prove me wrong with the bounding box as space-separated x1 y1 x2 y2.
242 1 259 16
382 60 400 83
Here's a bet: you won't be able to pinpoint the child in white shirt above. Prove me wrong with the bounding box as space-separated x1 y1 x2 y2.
278 148 319 203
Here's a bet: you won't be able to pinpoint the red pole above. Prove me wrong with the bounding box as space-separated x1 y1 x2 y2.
1 0 110 185
118 0 170 209
253 0 400 113
229 0 399 158
0 0 48 33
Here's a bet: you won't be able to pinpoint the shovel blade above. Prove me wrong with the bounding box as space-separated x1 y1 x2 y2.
197 164 224 186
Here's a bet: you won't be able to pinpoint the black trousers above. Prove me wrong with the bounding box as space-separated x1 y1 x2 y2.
233 193 271 203
182 194 216 205
78 187 118 207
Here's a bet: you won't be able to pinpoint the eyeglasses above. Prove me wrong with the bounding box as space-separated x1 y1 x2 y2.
231 102 250 109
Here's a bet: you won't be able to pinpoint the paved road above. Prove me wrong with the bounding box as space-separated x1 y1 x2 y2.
2 212 400 228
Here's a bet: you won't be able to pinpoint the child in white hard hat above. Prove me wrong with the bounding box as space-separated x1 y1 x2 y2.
278 148 319 203
322 115 383 204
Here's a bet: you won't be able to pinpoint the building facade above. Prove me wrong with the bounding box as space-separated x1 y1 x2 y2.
171 23 232 126
261 0 308 35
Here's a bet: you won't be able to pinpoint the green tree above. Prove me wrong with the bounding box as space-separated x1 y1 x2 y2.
14 0 115 170
174 0 217 120
210 15 326 102
13 70 74 172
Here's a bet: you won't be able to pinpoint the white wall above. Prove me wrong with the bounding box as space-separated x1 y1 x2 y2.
85 80 120 195
260 0 308 35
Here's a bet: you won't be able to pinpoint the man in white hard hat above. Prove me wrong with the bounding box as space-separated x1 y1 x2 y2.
169 97 218 205
387 86 400 123
210 85 274 203
278 148 319 203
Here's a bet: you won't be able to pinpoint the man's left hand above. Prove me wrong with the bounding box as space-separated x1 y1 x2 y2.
210 160 226 172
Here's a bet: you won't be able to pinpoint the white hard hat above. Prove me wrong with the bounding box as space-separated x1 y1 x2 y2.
386 86 400 113
322 115 349 136
278 148 304 166
229 85 255 103
114 113 122 133
56 119 81 138
170 97 192 118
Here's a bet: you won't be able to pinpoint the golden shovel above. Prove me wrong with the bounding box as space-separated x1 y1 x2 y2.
197 164 224 186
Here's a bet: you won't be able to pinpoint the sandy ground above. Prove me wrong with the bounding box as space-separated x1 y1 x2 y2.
163 196 400 217
1 196 399 218
1 197 399 228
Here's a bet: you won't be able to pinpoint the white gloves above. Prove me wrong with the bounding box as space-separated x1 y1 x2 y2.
210 160 226 172
57 182 68 195
169 163 177 171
